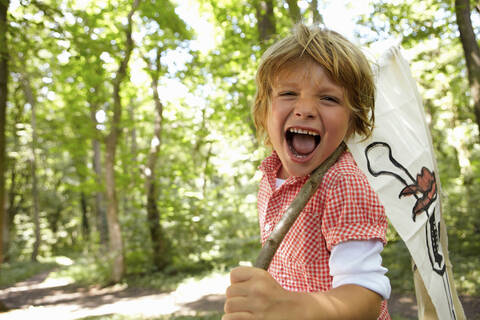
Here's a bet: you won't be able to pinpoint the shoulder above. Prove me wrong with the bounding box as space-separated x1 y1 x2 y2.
317 150 381 206
323 151 368 187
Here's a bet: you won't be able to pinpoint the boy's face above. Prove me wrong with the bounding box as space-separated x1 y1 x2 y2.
267 59 351 179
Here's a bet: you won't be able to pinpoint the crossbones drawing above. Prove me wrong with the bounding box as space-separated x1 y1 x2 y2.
365 141 456 319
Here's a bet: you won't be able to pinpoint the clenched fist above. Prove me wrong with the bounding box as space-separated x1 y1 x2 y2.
222 266 300 320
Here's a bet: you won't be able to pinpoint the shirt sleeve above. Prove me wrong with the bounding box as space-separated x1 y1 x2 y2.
321 171 388 251
329 239 391 300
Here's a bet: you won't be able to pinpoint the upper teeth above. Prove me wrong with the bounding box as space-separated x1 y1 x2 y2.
289 128 319 136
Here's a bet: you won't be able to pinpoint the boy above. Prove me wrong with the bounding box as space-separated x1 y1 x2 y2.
223 24 391 319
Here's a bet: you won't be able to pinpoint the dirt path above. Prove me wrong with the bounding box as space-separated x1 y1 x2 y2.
0 270 479 319
0 270 227 319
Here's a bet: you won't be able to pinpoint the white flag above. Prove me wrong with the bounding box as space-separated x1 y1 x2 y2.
347 46 465 319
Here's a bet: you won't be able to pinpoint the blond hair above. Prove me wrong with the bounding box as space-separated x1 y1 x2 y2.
252 23 375 146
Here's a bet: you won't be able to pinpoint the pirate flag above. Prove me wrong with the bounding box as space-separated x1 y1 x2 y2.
347 46 466 319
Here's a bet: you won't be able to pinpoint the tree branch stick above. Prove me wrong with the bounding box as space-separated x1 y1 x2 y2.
254 142 347 270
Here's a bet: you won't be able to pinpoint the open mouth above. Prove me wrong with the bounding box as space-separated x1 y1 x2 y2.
285 128 321 159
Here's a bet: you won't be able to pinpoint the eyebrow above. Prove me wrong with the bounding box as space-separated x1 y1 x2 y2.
274 81 343 94
274 82 299 89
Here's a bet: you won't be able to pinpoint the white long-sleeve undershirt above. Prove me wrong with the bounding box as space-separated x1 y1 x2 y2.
330 239 391 299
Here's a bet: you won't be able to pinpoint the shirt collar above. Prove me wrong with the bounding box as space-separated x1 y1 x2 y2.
259 151 282 176
259 152 309 190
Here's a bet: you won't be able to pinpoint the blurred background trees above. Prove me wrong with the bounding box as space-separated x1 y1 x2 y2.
0 0 478 295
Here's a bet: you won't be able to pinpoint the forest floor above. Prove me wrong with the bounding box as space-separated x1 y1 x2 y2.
1 268 479 320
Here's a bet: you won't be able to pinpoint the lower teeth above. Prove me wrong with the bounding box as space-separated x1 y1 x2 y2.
290 145 308 158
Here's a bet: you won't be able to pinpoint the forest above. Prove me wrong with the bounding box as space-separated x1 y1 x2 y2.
0 0 479 319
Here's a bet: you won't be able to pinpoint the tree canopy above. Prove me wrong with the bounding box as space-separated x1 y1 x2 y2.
0 0 478 297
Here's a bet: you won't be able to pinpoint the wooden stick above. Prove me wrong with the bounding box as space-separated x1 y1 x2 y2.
254 142 347 270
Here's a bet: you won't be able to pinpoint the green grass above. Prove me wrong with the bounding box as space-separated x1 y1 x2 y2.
49 254 207 293
0 259 58 288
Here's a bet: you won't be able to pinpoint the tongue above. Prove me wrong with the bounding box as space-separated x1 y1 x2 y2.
292 134 316 155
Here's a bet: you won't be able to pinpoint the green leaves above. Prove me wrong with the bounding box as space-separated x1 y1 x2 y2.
4 0 479 291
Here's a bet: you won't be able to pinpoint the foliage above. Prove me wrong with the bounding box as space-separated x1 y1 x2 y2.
49 253 114 286
0 259 58 288
2 0 480 306
48 252 188 290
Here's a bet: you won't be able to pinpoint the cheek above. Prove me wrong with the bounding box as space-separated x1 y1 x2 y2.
270 100 290 120
267 103 280 128
325 109 351 136
266 106 287 144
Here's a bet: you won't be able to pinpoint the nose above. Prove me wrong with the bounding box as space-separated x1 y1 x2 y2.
294 99 316 119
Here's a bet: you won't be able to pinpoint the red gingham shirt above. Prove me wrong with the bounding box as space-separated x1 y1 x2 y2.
258 151 390 319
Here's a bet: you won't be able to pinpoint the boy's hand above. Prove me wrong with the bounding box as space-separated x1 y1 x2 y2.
222 267 383 320
222 266 295 320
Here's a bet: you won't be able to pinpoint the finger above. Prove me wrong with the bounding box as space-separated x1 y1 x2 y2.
225 283 249 298
222 312 253 320
230 266 256 283
224 296 252 314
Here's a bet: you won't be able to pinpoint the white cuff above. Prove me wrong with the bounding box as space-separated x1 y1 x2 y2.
329 239 391 300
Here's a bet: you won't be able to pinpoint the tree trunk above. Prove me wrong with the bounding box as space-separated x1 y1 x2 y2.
4 155 15 262
94 139 108 245
104 0 140 282
255 0 276 45
145 51 169 271
128 101 138 164
5 170 24 263
120 100 137 224
104 139 124 281
202 143 212 199
309 0 323 25
20 72 40 262
90 102 109 248
4 100 25 262
455 0 480 140
80 191 89 239
0 0 8 266
286 0 301 23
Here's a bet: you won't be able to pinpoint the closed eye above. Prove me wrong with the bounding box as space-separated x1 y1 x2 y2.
321 95 340 103
279 91 297 96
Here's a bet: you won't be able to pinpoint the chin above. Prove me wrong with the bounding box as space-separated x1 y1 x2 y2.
283 163 315 178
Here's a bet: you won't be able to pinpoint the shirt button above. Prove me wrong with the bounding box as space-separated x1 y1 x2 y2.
265 223 271 232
